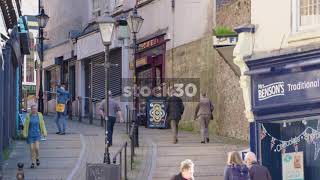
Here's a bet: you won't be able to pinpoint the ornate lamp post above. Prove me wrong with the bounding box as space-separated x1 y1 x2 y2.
127 6 144 147
36 8 49 113
97 12 115 164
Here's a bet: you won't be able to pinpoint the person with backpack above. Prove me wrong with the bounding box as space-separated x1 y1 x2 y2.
23 104 47 168
224 151 250 180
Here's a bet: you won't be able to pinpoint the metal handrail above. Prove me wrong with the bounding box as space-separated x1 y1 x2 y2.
112 142 128 180
129 124 135 170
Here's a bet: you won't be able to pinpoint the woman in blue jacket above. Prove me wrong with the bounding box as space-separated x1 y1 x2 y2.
55 83 70 135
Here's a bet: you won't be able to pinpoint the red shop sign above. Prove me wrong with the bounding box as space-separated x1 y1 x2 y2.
138 37 162 51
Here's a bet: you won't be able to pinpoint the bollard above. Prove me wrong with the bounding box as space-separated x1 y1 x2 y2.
16 163 24 180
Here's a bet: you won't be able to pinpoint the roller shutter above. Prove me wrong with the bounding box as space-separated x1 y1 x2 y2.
91 48 122 100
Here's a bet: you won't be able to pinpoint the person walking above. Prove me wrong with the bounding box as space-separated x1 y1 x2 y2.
171 159 195 180
55 83 70 135
224 151 250 180
99 91 124 147
194 92 214 143
23 104 47 168
166 89 184 144
244 152 272 180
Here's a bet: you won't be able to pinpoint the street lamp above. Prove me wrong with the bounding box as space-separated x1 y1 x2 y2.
36 8 49 113
127 7 143 147
97 12 115 164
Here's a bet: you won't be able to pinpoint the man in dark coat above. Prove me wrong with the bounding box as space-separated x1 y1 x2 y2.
244 152 272 180
166 89 184 144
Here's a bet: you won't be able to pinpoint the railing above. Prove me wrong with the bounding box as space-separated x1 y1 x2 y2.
77 96 102 125
129 124 135 170
112 142 128 180
42 91 103 125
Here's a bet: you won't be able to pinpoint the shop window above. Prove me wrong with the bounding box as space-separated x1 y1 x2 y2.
260 119 320 180
46 68 58 101
26 54 35 83
293 0 320 32
24 32 36 84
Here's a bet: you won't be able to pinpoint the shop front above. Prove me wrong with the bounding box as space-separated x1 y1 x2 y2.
130 35 166 126
247 49 320 180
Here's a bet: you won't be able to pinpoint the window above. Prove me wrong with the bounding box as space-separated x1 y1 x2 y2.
115 0 124 7
26 55 35 83
294 0 320 32
23 32 36 85
92 0 101 18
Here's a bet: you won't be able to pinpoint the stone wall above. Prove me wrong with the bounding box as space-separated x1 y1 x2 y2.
165 34 249 141
215 0 251 140
162 0 251 141
216 0 251 27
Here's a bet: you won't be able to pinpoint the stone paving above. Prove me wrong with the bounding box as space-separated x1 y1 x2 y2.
1 116 128 180
137 128 247 180
1 116 247 180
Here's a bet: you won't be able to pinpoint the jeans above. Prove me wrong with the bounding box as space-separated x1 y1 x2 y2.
107 116 116 145
56 112 67 133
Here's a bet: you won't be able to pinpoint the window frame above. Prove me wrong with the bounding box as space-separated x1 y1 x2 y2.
92 0 101 18
292 0 320 33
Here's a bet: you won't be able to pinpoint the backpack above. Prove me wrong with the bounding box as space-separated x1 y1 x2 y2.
230 165 250 180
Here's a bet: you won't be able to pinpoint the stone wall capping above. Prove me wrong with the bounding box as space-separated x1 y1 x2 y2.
234 24 255 34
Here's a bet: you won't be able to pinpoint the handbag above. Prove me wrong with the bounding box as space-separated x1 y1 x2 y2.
56 103 65 113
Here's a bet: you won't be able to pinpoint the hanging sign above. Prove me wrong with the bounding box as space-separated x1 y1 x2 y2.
252 69 320 108
282 152 304 180
129 57 148 70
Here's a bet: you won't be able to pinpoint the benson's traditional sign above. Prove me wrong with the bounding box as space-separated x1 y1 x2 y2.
252 69 320 108
146 97 167 128
282 152 304 180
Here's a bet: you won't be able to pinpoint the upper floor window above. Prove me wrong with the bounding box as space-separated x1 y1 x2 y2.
294 0 320 32
92 0 101 18
115 0 124 7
